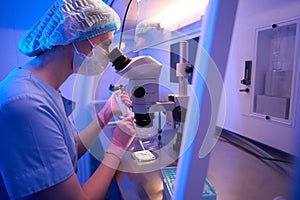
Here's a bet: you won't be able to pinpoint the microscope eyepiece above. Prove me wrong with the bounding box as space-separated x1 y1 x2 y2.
108 47 131 71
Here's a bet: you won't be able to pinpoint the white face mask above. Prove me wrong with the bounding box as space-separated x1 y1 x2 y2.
72 39 110 76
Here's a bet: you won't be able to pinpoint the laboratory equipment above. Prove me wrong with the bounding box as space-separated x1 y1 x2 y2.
108 43 192 153
240 60 252 86
112 85 131 117
110 84 157 161
132 150 157 162
161 167 216 200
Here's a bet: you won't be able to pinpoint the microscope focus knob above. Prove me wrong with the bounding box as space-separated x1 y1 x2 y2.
133 87 146 98
173 106 187 123
185 66 193 74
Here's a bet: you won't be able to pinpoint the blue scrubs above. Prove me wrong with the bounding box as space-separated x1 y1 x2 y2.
0 68 78 199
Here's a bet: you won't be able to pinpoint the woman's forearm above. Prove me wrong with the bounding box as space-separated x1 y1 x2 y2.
77 118 102 158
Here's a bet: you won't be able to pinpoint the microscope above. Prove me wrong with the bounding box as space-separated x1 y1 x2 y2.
108 41 192 154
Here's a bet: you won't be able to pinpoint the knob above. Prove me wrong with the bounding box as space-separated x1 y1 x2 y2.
158 134 162 140
241 79 250 85
133 87 146 98
185 66 193 74
272 24 277 28
239 88 249 93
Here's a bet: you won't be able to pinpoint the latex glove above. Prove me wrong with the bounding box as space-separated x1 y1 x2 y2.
107 116 136 159
97 91 131 127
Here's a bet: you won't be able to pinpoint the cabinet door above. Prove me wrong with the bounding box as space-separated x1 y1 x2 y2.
252 19 300 125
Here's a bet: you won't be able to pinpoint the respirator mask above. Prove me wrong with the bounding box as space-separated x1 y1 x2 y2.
72 39 109 76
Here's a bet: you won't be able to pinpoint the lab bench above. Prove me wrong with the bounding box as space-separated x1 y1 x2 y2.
116 169 165 200
115 165 217 200
114 128 178 200
113 128 216 200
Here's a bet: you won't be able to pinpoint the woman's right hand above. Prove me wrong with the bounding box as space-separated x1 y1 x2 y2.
106 116 136 159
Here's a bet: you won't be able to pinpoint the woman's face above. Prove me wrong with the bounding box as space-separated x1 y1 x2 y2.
90 30 114 53
73 30 114 56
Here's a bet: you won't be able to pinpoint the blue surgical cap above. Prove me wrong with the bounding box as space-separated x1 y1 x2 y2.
18 0 121 57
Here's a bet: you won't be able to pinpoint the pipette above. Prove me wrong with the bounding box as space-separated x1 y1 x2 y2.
114 89 146 151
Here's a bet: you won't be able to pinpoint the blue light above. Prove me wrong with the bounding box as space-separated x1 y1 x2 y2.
0 0 55 30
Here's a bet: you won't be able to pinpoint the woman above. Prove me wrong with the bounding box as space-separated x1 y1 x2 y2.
0 0 136 199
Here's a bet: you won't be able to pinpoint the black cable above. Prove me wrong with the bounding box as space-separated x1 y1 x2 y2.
119 0 133 49
219 136 290 176
219 136 290 163
109 0 115 7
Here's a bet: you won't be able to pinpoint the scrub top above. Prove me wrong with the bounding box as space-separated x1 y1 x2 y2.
0 68 78 199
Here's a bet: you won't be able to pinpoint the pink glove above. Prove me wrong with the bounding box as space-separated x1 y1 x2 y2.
97 91 132 128
107 116 136 159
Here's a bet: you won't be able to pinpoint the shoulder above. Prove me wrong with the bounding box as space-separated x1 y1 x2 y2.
0 69 57 116
1 93 42 116
0 69 32 104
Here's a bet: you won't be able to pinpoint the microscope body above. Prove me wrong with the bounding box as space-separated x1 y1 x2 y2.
108 47 190 149
117 56 161 113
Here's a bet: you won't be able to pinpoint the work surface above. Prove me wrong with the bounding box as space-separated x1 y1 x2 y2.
116 170 165 200
115 139 294 200
207 140 293 200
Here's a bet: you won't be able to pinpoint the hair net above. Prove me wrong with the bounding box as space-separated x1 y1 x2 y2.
18 0 121 57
